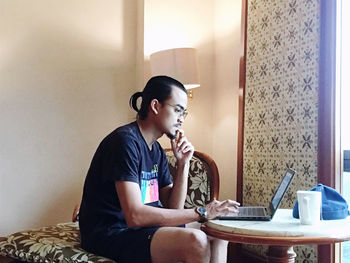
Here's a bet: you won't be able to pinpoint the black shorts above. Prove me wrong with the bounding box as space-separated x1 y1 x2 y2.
95 226 160 263
85 225 185 263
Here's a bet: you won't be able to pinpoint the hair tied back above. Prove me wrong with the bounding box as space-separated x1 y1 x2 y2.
129 91 143 113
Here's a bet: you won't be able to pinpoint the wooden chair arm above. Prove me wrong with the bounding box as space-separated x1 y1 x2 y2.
72 204 80 222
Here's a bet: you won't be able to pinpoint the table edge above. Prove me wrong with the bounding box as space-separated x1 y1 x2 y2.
201 225 350 246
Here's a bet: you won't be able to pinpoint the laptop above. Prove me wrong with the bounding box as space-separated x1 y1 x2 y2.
217 168 296 221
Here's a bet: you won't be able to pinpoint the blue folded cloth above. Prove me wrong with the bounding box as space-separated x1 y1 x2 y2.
293 184 350 220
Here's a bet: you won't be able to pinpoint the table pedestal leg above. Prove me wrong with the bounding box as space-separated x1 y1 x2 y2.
266 246 296 263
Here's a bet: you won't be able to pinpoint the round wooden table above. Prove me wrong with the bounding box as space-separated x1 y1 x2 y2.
201 209 350 262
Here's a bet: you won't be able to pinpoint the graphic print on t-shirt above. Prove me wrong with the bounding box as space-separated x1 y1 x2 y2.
141 164 159 204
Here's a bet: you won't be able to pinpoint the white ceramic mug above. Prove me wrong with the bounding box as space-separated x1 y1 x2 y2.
297 190 321 225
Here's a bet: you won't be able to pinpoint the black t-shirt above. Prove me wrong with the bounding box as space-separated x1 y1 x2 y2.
79 122 172 246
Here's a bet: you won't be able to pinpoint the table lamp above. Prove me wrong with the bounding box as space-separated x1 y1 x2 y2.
149 48 200 98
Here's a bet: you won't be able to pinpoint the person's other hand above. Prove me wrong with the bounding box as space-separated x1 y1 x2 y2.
170 129 194 165
205 199 240 220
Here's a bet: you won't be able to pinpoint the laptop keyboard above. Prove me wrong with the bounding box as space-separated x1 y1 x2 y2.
238 207 267 216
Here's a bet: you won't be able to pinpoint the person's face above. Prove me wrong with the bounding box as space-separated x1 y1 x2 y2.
158 86 188 139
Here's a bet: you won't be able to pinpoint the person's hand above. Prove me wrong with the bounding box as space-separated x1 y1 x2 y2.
170 129 194 165
205 199 240 220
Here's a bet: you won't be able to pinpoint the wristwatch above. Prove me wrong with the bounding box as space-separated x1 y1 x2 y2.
195 207 207 223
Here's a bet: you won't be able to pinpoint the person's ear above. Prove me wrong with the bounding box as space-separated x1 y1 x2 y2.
150 99 161 115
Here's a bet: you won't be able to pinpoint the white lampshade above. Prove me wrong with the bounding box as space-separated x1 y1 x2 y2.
149 48 200 90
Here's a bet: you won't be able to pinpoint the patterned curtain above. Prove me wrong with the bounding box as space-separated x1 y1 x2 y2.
242 0 320 261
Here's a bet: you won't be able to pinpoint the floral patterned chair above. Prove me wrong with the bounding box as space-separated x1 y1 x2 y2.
165 149 220 208
0 150 222 263
0 223 114 263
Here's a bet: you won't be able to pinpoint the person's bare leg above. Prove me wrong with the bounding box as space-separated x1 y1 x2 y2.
209 238 228 263
185 221 228 263
150 227 210 263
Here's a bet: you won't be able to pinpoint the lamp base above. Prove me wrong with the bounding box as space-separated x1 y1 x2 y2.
188 89 194 99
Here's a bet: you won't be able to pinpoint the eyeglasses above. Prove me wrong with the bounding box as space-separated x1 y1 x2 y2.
165 103 188 119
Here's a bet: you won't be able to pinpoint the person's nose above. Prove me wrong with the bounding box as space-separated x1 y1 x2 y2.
177 115 184 124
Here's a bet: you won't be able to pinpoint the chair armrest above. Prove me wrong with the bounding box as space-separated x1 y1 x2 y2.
72 204 80 222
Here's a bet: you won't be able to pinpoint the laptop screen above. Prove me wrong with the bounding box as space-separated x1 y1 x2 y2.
270 169 296 212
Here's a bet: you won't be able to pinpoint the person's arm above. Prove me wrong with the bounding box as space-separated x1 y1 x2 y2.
116 180 240 228
116 180 198 227
159 130 193 209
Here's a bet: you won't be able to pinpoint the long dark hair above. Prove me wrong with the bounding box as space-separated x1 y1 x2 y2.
129 76 187 120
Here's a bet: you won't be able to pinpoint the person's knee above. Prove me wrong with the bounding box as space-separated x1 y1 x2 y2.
150 227 211 263
185 229 210 258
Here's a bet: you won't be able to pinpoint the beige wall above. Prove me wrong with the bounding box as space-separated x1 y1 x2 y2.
144 0 216 157
213 0 242 200
144 0 242 200
0 0 140 235
0 0 242 235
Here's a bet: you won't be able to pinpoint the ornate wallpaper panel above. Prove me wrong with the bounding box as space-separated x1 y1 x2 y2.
243 0 320 262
